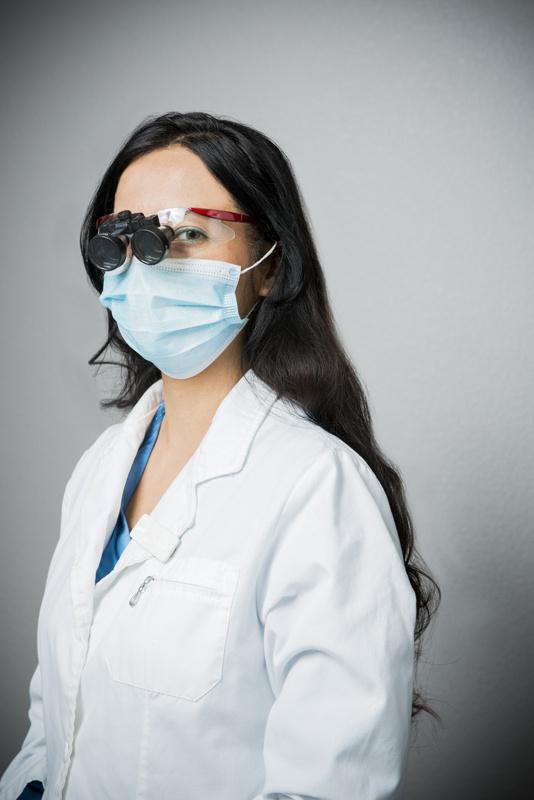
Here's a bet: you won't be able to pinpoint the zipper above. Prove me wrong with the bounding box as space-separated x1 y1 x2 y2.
128 574 226 607
129 576 155 606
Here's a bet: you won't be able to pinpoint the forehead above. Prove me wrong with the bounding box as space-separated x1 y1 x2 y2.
113 146 239 215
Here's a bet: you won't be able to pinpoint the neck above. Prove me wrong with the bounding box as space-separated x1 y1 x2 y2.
159 349 249 454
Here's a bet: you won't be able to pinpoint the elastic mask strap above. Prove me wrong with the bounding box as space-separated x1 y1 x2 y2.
245 298 260 318
240 241 278 274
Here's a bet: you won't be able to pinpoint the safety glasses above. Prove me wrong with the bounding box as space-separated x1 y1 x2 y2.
88 207 262 271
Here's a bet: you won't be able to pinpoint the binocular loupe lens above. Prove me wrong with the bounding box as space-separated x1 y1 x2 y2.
88 234 128 271
131 225 175 265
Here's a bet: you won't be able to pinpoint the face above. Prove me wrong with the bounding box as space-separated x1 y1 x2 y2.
113 146 267 319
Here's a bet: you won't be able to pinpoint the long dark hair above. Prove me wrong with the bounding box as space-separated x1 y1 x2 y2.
81 111 440 719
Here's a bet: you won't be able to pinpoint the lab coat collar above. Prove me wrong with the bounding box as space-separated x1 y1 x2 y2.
71 370 279 637
197 369 279 481
124 368 279 481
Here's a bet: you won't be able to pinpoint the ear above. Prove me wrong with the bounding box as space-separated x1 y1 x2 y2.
258 249 280 297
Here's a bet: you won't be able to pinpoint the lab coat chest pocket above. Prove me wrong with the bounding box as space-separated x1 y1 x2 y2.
105 558 239 701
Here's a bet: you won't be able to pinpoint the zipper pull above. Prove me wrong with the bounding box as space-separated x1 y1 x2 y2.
129 576 155 607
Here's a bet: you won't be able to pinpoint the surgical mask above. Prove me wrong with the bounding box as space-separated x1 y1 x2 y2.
99 243 276 379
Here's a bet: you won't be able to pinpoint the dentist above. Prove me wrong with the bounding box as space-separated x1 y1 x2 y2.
1 111 438 800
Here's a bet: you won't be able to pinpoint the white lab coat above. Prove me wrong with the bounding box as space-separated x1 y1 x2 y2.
0 370 416 800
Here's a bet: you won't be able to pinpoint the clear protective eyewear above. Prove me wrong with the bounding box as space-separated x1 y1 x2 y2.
88 207 262 271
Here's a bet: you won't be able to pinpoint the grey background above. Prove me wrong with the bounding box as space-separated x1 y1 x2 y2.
1 0 533 798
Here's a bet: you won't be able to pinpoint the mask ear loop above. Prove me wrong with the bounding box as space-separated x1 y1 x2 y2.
240 241 278 274
240 241 279 320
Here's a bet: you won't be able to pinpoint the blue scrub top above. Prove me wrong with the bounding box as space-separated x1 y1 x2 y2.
95 403 165 583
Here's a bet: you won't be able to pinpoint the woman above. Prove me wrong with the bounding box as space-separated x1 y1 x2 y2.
1 112 439 800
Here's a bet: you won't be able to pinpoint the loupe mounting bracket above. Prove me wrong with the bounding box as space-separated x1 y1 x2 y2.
96 210 160 236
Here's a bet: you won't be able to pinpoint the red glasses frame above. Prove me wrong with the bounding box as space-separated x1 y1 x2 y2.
96 207 262 230
190 207 261 225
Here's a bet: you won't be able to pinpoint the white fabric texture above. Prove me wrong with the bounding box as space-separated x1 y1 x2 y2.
0 370 416 800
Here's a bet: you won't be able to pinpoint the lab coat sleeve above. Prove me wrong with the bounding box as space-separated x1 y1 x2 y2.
254 446 417 800
0 481 72 800
0 665 47 800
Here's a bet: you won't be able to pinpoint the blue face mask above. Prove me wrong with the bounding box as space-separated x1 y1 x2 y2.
99 243 276 379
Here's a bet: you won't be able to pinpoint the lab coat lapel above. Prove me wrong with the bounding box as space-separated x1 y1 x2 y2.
197 370 278 482
70 382 164 639
149 370 279 541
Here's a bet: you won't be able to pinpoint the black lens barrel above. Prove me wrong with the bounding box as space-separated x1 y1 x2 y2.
131 225 174 265
88 233 129 271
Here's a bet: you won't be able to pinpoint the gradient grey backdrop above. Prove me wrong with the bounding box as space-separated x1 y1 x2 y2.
1 1 533 797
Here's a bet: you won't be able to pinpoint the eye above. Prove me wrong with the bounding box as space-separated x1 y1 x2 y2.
174 226 208 243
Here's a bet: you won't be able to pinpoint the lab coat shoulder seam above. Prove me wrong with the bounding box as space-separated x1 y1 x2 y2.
268 405 377 478
253 439 400 620
254 438 334 619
